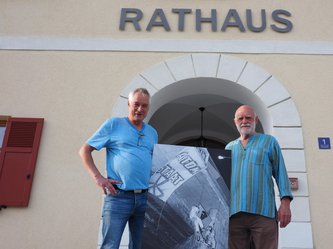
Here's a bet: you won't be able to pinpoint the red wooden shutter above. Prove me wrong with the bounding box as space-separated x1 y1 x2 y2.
0 117 44 207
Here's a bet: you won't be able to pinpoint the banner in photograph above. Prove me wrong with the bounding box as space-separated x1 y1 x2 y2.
143 144 231 249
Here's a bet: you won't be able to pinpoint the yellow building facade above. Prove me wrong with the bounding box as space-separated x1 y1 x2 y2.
1 1 332 248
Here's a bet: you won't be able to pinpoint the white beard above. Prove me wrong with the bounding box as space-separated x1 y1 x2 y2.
237 122 256 136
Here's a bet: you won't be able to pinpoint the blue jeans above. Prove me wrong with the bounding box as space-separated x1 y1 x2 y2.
97 191 148 249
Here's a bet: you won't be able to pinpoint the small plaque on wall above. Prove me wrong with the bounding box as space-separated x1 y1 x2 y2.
318 137 331 149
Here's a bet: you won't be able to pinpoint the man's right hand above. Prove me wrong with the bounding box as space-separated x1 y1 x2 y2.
94 175 122 195
79 143 122 195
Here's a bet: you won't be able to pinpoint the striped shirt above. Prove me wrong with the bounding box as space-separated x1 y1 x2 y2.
225 133 293 218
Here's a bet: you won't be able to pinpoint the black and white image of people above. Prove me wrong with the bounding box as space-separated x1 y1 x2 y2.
142 144 231 249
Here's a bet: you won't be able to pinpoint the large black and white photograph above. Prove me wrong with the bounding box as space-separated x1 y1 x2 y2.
142 144 231 249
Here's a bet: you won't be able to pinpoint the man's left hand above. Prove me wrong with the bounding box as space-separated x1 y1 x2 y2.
278 197 292 228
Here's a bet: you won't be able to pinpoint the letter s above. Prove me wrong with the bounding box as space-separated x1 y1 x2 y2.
271 9 293 33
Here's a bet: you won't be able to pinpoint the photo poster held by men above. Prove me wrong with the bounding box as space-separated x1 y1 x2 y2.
142 144 231 249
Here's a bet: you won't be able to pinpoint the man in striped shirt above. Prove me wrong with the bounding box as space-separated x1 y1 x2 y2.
226 105 293 249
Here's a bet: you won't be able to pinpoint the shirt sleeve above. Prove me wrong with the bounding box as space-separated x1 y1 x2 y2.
271 137 294 200
225 141 233 150
86 119 112 151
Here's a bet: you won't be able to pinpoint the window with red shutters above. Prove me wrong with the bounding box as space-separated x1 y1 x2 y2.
0 117 44 207
0 115 10 148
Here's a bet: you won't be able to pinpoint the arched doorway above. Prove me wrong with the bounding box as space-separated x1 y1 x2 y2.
113 53 303 152
148 77 264 149
112 53 312 248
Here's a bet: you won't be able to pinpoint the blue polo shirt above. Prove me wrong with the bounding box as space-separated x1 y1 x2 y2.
87 117 158 190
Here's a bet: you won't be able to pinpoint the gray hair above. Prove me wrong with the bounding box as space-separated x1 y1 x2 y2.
128 88 151 102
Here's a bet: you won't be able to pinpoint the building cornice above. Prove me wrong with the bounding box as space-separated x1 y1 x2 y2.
1 36 333 55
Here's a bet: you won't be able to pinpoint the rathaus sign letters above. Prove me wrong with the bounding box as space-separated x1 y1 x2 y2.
119 8 293 33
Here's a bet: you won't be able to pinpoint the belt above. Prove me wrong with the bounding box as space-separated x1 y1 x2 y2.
113 185 148 194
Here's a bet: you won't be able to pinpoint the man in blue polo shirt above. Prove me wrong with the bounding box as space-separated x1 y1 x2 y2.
79 88 158 249
226 105 293 249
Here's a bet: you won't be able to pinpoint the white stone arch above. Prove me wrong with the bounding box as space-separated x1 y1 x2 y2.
112 54 313 249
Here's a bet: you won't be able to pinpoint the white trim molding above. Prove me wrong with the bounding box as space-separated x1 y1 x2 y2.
1 36 333 55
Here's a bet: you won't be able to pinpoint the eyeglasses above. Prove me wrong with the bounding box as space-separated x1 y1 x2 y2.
137 134 144 146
